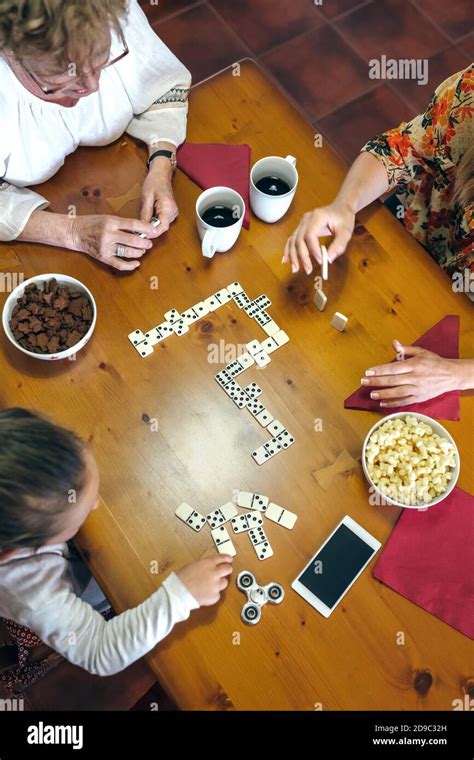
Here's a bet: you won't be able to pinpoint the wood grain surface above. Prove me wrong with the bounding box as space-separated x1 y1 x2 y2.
1 60 472 711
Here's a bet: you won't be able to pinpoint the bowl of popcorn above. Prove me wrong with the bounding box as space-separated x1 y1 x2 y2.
2 274 96 361
362 413 459 509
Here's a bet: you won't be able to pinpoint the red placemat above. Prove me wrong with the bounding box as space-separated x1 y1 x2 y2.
177 142 251 229
344 316 460 420
373 486 474 639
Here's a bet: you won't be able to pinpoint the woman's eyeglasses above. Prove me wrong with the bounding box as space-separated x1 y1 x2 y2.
22 45 129 95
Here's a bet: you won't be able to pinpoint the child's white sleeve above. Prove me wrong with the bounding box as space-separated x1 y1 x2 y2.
7 556 199 676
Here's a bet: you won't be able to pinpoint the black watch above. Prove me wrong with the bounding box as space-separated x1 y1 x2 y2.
147 149 177 172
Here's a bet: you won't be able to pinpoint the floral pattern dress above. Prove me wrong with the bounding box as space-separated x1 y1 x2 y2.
362 65 473 280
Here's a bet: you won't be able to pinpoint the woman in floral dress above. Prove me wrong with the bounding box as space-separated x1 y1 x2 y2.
283 64 473 406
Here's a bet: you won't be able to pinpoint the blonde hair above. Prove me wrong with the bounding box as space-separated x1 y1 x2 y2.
453 142 474 208
0 0 128 70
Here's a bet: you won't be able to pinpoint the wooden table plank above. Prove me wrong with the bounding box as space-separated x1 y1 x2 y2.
1 60 472 710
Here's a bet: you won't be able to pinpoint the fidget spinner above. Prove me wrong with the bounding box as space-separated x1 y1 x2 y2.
236 571 285 625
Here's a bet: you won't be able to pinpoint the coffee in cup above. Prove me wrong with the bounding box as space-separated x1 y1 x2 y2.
201 204 237 228
255 176 291 196
196 186 245 258
250 155 298 223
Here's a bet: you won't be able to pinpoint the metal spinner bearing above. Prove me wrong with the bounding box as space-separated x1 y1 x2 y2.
236 571 285 625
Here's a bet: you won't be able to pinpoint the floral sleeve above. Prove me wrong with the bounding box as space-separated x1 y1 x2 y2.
361 70 470 191
359 66 472 280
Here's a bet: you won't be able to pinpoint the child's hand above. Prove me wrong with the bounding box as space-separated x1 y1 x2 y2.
177 555 234 606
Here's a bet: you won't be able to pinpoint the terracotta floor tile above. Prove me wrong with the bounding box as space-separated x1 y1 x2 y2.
320 0 372 19
209 0 324 54
458 32 474 57
335 0 449 61
156 4 247 84
139 0 196 24
319 85 412 163
413 0 474 41
391 47 471 113
263 24 373 119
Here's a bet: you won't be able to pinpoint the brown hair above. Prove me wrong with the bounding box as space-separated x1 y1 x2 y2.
0 408 87 550
0 0 128 71
453 142 474 208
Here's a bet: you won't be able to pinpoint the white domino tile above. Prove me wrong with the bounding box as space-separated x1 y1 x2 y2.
128 329 145 346
265 502 298 529
211 525 236 556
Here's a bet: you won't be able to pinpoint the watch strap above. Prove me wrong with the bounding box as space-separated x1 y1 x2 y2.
147 149 176 171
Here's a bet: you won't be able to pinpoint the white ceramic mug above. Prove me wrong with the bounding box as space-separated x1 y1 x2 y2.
250 155 298 223
196 186 245 258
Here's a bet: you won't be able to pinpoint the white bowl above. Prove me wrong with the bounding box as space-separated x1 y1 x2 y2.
362 412 460 509
2 273 97 361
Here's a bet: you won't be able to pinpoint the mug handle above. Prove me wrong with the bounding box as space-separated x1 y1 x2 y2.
202 229 217 258
285 155 297 167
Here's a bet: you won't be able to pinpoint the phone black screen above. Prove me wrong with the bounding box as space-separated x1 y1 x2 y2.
297 523 375 609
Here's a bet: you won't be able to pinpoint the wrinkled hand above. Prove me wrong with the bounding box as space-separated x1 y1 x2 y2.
361 340 460 407
68 214 160 271
177 554 234 606
140 167 178 235
282 201 355 274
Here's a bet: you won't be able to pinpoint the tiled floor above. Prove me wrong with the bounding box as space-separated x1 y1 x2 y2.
20 0 472 713
142 0 472 162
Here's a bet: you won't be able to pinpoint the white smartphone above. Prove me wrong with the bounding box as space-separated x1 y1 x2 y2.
291 515 381 618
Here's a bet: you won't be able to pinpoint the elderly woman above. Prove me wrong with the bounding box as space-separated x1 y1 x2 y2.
283 65 474 407
0 0 191 271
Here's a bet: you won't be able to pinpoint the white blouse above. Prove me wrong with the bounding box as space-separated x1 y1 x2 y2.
0 0 191 240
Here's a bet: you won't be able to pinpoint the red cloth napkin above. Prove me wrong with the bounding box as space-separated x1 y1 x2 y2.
177 142 251 229
373 487 474 639
344 315 460 420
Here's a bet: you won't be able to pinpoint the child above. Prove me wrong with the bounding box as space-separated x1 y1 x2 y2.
0 408 233 676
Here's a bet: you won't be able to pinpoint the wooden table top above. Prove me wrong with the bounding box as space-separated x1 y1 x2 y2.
1 60 473 711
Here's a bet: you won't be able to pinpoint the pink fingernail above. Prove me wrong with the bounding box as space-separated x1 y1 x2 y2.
370 392 379 399
361 378 369 385
379 402 386 407
365 370 375 376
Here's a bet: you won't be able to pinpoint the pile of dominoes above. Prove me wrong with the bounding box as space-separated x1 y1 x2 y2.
127 282 295 466
176 491 297 561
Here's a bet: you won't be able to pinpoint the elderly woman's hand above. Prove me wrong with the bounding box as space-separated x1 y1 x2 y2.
361 340 464 407
140 159 178 235
68 214 161 271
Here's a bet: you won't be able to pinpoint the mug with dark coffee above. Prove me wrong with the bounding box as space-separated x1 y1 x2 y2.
196 187 245 258
255 176 291 196
201 204 236 228
250 155 298 223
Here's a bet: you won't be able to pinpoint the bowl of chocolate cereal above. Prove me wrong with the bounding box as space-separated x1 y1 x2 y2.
2 274 96 360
